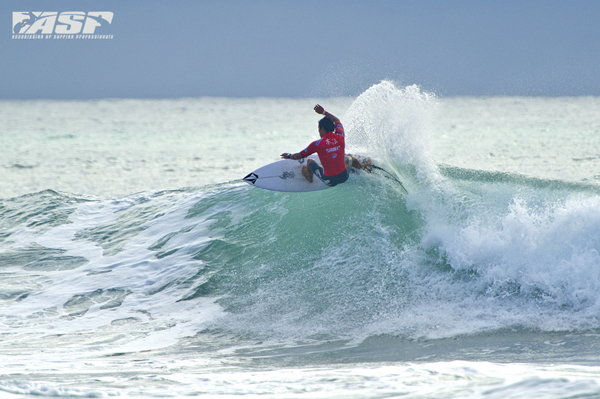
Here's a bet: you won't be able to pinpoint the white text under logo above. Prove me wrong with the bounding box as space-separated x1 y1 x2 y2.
12 12 114 39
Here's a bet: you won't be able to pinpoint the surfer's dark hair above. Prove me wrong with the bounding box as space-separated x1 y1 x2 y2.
319 117 335 133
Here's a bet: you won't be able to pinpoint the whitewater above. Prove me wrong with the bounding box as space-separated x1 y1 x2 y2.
2 81 600 397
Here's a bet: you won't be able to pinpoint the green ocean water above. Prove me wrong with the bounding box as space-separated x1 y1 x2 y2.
1 82 600 397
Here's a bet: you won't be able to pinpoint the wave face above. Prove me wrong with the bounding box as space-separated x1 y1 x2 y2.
2 84 600 354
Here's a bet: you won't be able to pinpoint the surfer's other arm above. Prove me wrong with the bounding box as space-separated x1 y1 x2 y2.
280 152 303 160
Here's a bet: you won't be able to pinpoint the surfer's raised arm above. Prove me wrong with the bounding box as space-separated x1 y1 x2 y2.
314 104 340 125
281 104 342 161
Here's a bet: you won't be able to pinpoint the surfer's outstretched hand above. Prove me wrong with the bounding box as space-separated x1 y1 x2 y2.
314 104 325 115
281 152 301 160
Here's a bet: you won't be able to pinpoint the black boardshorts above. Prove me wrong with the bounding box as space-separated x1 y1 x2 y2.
308 160 350 187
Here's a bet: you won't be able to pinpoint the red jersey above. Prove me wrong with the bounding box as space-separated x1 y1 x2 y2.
300 123 346 176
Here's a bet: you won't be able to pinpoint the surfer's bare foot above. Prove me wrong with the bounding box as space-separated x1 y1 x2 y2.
302 165 314 183
348 155 373 172
361 157 373 173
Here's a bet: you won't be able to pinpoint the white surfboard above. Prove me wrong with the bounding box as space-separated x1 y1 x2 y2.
243 154 329 192
243 154 408 194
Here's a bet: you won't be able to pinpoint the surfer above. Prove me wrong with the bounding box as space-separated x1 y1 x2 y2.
281 105 370 186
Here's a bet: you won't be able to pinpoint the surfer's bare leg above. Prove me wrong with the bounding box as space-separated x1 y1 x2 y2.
303 160 314 183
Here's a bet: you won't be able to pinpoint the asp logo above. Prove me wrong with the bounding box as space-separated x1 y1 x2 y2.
12 12 114 39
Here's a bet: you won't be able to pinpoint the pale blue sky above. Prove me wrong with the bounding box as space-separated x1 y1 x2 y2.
2 0 599 99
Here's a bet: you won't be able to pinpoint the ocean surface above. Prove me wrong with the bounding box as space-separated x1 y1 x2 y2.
2 81 600 398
